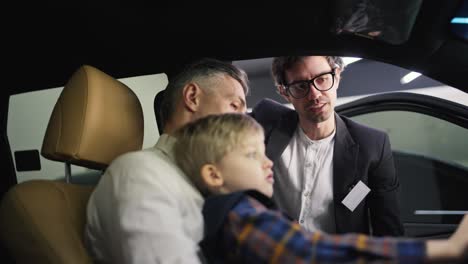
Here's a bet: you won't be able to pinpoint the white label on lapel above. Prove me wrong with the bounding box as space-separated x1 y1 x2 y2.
341 181 370 212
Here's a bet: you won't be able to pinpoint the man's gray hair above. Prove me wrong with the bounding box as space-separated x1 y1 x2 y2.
160 58 249 125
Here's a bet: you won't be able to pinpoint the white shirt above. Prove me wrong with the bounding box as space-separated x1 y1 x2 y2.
273 126 336 233
85 134 204 264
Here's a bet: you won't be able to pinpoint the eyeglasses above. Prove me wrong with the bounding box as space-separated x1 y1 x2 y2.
283 70 336 99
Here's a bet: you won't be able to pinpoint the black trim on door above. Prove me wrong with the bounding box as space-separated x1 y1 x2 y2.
336 91 468 238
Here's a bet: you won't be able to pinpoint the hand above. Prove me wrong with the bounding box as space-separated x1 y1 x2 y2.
448 214 468 259
426 214 468 261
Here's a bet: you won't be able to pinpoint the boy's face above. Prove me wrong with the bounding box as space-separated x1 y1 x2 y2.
215 132 274 198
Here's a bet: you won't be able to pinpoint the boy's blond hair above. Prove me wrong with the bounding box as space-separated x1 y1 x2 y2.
174 113 264 195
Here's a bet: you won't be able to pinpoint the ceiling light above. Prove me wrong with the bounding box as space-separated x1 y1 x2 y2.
451 17 468 24
342 57 362 66
401 72 422 84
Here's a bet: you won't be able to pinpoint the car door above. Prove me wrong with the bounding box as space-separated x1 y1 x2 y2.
336 92 468 239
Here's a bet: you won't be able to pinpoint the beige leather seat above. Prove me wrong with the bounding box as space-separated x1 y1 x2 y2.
0 65 144 264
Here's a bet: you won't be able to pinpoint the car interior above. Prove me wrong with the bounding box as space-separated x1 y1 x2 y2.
0 65 144 263
1 0 467 262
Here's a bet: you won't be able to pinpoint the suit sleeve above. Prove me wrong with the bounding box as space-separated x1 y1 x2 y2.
250 99 270 129
368 133 405 236
250 99 285 135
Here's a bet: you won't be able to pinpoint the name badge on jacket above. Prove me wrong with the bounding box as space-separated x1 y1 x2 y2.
341 181 370 212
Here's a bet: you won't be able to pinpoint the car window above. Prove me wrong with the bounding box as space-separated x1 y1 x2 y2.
351 110 468 225
352 111 468 168
235 57 460 108
7 73 167 184
235 56 468 231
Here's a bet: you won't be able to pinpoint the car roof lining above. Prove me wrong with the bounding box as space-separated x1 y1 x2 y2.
4 0 467 96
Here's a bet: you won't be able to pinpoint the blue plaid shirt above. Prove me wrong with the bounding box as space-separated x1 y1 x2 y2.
202 192 426 263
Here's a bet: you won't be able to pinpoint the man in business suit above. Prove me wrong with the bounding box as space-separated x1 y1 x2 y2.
251 56 404 236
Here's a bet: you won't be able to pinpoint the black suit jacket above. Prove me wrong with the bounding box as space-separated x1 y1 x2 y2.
251 98 404 236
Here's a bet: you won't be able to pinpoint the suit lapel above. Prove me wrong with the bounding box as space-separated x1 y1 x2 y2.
333 114 360 233
266 110 298 162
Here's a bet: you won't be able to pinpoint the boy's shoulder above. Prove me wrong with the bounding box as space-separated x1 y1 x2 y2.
203 190 275 215
202 190 276 234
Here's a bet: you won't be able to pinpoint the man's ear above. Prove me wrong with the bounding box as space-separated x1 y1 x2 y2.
200 164 224 188
182 82 202 112
277 85 291 103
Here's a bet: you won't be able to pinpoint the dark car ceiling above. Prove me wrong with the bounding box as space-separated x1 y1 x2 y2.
5 1 467 97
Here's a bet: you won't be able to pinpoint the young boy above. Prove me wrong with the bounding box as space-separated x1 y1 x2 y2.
174 113 468 263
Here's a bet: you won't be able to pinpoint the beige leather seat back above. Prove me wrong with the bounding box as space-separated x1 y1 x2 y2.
0 181 94 264
42 65 144 169
0 65 144 264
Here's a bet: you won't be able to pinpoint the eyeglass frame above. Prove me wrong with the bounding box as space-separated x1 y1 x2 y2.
281 69 336 99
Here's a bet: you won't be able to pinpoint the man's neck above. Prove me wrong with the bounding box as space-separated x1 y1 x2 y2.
163 111 192 135
299 113 336 140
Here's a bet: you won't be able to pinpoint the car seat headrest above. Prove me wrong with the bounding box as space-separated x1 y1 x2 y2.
41 65 144 170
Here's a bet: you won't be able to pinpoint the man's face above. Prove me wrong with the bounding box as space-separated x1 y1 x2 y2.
282 56 340 124
195 75 247 119
216 132 274 198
